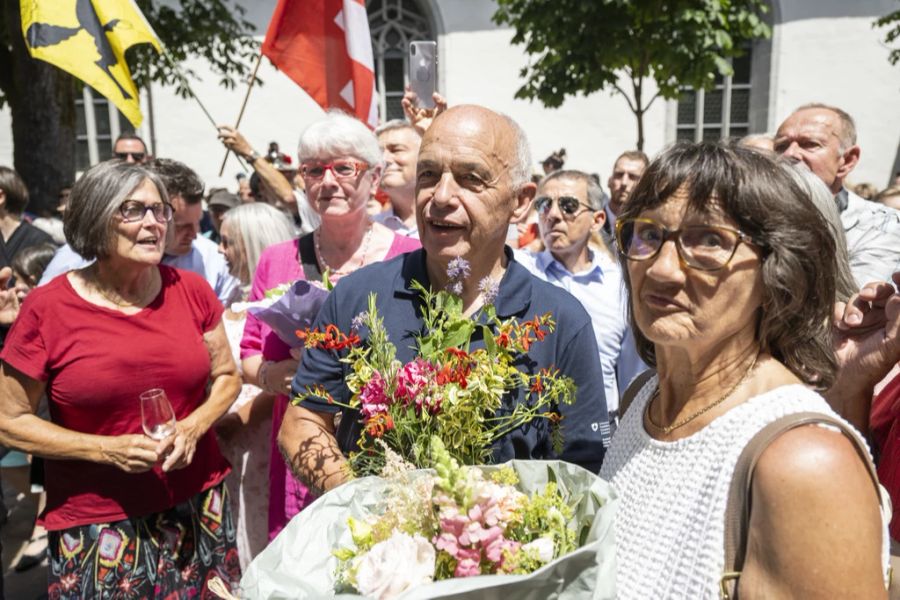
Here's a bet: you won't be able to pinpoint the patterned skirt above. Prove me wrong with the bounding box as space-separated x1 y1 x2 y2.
47 482 241 599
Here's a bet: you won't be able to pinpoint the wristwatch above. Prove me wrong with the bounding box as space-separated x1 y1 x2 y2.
245 149 262 163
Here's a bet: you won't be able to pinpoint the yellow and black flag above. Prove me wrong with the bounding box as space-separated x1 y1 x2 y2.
20 0 161 127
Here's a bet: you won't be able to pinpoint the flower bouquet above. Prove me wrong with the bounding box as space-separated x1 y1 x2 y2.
239 439 617 599
233 278 332 348
294 258 576 477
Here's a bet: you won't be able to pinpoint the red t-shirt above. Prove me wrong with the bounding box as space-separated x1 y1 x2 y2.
872 372 900 541
1 265 230 530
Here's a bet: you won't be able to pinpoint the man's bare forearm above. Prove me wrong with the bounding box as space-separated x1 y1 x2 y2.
278 405 348 495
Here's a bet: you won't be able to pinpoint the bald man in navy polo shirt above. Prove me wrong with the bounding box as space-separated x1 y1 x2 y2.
280 106 609 495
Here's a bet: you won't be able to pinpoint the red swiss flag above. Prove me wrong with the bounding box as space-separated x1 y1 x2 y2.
262 0 378 128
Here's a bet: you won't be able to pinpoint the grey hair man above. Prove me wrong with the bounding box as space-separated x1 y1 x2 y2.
775 103 900 286
147 159 241 306
373 119 421 237
280 105 610 496
515 169 644 423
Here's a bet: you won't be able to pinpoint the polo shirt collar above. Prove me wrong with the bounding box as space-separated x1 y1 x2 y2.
394 247 532 318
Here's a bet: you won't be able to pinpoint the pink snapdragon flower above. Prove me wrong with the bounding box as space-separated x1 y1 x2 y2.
395 359 441 414
359 371 390 417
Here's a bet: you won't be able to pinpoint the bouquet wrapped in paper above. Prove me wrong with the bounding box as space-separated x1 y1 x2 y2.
240 438 617 600
234 280 331 348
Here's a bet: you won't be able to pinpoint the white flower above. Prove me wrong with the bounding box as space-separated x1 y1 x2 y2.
522 537 555 563
355 532 435 599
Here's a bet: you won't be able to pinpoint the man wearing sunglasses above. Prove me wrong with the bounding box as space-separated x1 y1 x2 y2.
516 170 644 428
113 132 149 164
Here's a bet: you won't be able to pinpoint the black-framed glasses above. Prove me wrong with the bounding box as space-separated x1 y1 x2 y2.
115 152 146 161
534 195 596 217
300 159 369 180
118 200 173 223
615 217 759 271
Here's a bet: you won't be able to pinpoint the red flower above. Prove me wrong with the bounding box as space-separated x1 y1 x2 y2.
365 413 394 438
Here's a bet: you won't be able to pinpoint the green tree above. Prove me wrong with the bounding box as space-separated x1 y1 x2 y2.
493 0 771 151
875 4 900 65
0 0 258 213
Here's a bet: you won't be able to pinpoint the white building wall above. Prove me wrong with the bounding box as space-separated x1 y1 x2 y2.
147 56 327 188
437 27 666 179
769 15 900 188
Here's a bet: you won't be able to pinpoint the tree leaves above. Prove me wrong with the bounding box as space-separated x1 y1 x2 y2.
493 0 771 148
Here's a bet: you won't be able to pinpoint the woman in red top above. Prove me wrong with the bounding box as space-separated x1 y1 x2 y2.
0 160 242 598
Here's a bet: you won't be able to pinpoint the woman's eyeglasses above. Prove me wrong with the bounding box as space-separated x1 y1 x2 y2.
534 195 596 218
118 200 173 223
300 160 369 180
615 217 759 271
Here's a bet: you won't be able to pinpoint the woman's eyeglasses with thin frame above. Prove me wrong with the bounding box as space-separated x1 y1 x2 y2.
118 200 174 224
615 217 760 271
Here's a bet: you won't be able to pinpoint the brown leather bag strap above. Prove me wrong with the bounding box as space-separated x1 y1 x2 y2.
617 369 657 418
720 411 881 599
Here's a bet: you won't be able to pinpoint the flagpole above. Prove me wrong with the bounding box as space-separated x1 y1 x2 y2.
218 53 265 177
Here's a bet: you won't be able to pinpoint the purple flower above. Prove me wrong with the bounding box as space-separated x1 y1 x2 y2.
446 257 471 282
477 277 499 305
351 311 369 331
448 281 464 296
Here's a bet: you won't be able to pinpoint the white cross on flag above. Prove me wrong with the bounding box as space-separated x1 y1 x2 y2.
262 0 379 128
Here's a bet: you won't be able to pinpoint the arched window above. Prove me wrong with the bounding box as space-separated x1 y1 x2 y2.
368 0 433 121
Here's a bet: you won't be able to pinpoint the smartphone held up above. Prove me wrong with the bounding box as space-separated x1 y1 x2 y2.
409 41 437 109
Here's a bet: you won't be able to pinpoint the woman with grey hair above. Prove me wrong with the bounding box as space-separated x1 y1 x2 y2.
0 160 243 596
214 202 294 568
239 110 420 540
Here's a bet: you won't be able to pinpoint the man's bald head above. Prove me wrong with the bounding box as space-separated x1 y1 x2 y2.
415 105 536 278
424 105 532 189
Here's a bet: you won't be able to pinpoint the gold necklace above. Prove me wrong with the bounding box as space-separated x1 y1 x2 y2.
645 355 759 435
89 269 152 308
313 225 373 276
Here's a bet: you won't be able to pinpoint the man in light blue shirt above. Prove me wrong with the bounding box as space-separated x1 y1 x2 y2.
151 159 240 306
372 120 420 238
515 169 645 422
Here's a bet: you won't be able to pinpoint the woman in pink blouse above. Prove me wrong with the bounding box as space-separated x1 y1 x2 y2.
240 111 419 539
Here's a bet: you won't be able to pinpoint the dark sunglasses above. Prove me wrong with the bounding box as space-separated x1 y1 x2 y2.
534 195 595 217
115 151 146 161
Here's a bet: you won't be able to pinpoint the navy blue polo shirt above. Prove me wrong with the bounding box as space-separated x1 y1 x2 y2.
293 247 609 472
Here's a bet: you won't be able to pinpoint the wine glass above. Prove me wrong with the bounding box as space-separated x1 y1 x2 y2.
139 388 176 440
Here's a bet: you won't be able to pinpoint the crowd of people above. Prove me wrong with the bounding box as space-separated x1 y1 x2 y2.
0 92 897 599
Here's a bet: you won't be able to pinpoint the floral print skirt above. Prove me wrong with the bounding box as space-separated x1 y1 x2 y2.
46 482 240 599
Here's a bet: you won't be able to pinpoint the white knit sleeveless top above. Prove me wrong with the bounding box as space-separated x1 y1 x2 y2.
600 378 888 599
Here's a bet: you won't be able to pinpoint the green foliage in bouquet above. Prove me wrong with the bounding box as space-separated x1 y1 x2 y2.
294 260 576 478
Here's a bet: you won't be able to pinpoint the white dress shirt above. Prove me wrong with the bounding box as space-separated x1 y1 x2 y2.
514 247 646 413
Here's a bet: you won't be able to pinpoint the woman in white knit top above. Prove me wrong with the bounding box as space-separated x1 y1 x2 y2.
600 142 887 598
